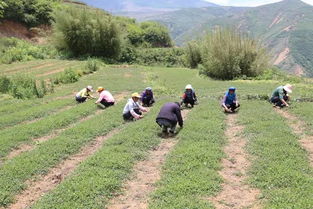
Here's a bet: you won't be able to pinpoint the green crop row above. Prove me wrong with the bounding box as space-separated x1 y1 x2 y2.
0 101 97 158
238 101 313 208
0 102 126 207
31 101 165 209
0 98 74 129
149 100 225 209
290 102 313 135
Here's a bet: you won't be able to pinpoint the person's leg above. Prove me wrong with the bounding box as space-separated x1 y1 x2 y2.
76 96 86 103
169 121 178 134
271 97 283 107
100 100 115 107
190 100 195 108
230 103 237 111
123 112 133 121
156 119 171 133
150 98 155 106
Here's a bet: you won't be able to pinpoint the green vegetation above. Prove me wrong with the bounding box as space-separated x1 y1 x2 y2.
0 75 53 99
53 7 121 58
239 101 313 208
0 102 125 207
150 100 225 208
0 38 58 64
1 0 60 27
32 101 164 208
192 28 269 80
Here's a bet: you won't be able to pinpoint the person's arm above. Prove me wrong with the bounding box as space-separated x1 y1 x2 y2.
235 95 239 106
130 109 142 119
95 93 103 104
279 91 289 107
175 107 183 127
138 103 148 112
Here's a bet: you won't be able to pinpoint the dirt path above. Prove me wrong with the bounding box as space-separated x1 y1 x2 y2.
3 92 129 162
210 114 260 209
276 109 313 166
108 109 190 209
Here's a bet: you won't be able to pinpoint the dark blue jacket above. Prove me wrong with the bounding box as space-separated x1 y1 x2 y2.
156 103 183 127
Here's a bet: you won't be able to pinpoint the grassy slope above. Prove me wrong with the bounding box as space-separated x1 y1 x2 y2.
239 101 313 208
149 100 225 209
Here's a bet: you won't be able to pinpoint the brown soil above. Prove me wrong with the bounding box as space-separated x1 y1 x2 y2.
210 114 261 209
294 64 304 76
108 109 190 209
9 128 121 209
275 109 313 165
0 20 34 40
274 48 290 65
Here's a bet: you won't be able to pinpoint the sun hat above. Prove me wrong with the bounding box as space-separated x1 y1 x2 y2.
283 84 293 93
97 87 104 92
185 84 193 90
87 85 93 92
229 87 236 91
146 87 152 91
131 92 141 98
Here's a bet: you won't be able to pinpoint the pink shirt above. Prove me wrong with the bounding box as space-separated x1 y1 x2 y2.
96 90 115 103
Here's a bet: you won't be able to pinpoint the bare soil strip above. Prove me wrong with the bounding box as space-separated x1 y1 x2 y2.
276 109 313 166
210 114 260 209
4 92 129 162
108 109 190 209
9 128 122 209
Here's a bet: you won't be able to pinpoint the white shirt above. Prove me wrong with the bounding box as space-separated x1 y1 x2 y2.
123 99 144 119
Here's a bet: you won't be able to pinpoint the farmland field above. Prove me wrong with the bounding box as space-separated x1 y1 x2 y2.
0 60 313 209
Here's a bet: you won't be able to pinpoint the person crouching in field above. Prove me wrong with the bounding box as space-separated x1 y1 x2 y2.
222 87 240 113
156 102 183 136
123 93 148 121
181 84 197 108
75 86 95 103
95 87 115 108
270 84 293 108
141 87 155 107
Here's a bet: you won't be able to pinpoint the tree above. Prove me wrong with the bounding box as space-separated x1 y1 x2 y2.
0 0 7 19
140 22 172 48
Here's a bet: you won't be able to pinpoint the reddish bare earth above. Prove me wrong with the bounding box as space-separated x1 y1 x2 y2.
210 114 261 209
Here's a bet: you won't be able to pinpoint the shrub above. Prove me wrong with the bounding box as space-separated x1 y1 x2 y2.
3 0 59 27
0 76 10 93
199 28 269 80
0 38 58 64
184 41 201 68
140 22 173 48
0 0 7 19
84 58 102 74
54 68 80 85
53 7 121 58
136 48 184 67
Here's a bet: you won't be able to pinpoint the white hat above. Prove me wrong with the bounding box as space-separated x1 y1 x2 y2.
87 85 93 92
185 84 192 90
283 84 293 93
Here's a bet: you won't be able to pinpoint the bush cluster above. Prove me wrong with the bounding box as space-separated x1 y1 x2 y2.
184 28 270 80
1 0 59 27
53 7 121 58
0 75 53 99
0 38 58 64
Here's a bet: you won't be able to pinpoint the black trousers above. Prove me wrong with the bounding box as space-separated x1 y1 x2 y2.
142 98 155 107
76 96 87 103
123 109 142 121
271 96 289 107
156 118 177 133
226 103 240 111
100 100 115 107
182 98 195 107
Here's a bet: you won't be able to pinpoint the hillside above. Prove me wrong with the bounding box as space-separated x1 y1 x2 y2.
79 0 218 12
139 0 313 76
